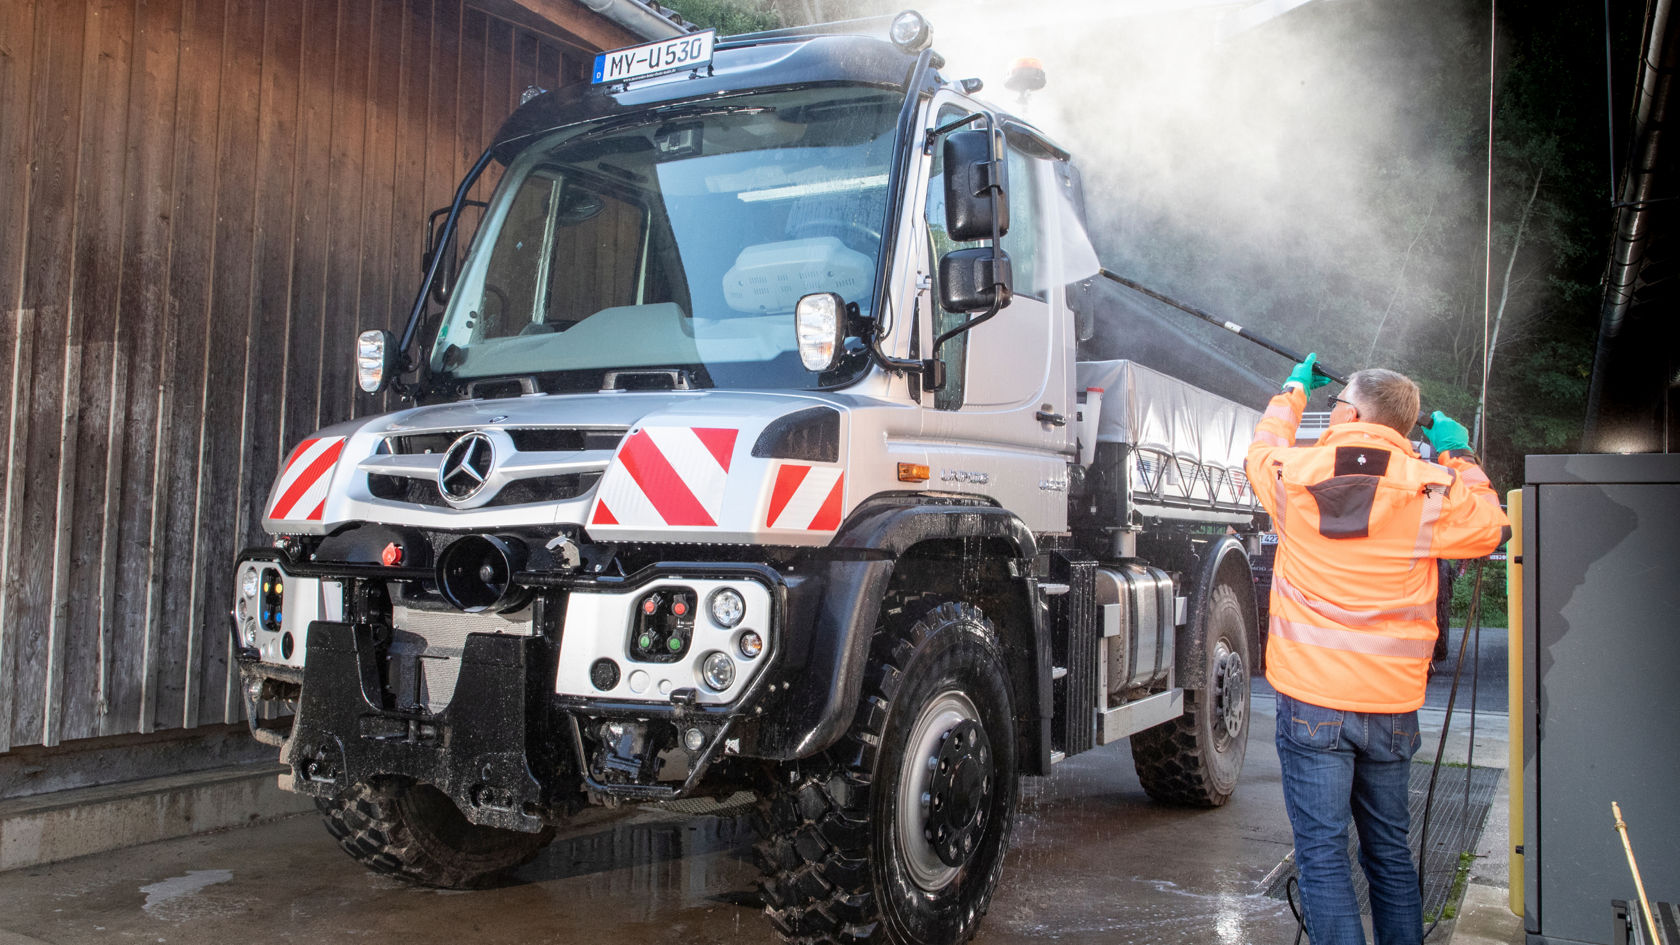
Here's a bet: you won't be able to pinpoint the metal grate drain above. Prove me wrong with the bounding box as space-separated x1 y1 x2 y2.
1263 762 1502 920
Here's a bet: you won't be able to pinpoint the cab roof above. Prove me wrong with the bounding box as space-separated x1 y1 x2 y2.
492 33 929 164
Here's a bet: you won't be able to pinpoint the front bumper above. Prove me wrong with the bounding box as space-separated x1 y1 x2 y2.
231 551 805 818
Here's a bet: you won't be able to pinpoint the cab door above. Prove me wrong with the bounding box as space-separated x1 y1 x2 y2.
914 98 1076 534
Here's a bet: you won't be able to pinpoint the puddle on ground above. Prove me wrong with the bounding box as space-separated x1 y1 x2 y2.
140 869 244 922
511 811 760 920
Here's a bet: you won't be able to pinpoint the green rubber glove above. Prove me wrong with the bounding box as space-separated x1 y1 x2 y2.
1424 411 1471 454
1284 353 1333 393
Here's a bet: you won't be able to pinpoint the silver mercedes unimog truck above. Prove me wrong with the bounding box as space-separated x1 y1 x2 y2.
231 14 1267 945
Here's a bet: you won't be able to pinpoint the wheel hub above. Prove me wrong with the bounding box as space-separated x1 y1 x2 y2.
923 719 993 868
896 690 989 891
1212 641 1248 746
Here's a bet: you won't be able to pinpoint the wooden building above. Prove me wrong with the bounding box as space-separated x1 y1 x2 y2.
0 0 684 763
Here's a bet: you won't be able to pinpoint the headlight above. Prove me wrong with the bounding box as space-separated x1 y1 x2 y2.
794 292 844 371
241 568 259 598
700 651 735 691
708 588 746 628
356 329 395 393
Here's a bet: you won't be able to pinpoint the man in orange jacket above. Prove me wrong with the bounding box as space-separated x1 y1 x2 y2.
1247 356 1509 945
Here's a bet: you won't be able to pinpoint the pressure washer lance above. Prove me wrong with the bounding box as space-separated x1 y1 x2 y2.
1096 268 1441 431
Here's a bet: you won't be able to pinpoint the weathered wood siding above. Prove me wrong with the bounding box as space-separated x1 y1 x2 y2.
0 0 627 751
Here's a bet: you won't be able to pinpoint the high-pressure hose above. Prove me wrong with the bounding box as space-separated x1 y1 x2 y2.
1416 558 1488 939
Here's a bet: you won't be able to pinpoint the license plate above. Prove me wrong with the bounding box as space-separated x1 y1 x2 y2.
593 31 716 85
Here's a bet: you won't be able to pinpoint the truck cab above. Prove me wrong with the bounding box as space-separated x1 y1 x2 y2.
231 15 1265 945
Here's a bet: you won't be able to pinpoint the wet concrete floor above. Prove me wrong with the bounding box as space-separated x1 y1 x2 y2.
0 660 1509 945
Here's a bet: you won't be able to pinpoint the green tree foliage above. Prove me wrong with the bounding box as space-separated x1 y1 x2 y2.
662 0 781 35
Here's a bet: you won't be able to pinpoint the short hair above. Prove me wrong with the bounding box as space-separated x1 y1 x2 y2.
1347 368 1420 436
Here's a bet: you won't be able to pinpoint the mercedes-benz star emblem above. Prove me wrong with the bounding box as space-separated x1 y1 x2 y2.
438 432 495 502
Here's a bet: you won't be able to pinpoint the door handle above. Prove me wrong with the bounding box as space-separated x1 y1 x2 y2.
1036 410 1067 426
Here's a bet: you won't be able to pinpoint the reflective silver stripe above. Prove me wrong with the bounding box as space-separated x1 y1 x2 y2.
1270 615 1436 659
1272 572 1436 625
1413 482 1445 557
1263 404 1295 423
1255 430 1290 448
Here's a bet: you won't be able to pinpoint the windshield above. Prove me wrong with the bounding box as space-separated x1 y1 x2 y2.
428 86 902 393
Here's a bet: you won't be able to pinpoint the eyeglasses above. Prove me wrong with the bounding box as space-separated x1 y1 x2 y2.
1327 394 1357 411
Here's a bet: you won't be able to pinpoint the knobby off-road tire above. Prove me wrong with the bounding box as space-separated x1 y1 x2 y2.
1130 581 1252 807
316 778 554 889
755 597 1018 945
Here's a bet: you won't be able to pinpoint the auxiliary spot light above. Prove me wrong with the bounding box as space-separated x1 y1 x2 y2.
700 651 735 691
708 588 746 629
889 10 932 52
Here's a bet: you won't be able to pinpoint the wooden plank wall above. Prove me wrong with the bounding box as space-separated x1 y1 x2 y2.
0 0 616 752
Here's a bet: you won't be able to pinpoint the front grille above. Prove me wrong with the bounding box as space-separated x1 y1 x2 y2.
368 472 600 507
388 431 462 456
509 428 623 452
385 427 625 455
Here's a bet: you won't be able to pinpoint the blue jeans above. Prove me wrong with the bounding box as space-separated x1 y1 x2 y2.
1275 690 1423 945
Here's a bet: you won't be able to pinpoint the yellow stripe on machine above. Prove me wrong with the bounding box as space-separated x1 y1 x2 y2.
1506 488 1523 917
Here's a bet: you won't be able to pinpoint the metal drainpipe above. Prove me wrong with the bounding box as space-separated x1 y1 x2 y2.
580 0 689 40
1584 0 1676 451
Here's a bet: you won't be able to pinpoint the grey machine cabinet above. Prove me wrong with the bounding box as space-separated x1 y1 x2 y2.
1522 454 1680 945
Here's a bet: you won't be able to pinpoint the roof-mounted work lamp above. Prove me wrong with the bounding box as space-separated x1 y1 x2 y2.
890 10 932 52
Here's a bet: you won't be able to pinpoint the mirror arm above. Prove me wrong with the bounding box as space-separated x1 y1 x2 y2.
924 111 981 151
871 294 924 372
928 297 1002 363
394 143 499 379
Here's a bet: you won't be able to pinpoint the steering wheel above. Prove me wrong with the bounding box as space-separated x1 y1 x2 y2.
473 284 512 335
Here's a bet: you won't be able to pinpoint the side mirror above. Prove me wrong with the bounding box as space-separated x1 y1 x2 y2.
795 292 846 371
424 207 456 305
939 247 1014 314
943 129 1009 242
357 329 399 394
423 200 486 305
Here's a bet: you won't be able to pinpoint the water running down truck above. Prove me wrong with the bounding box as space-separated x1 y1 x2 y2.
231 14 1270 945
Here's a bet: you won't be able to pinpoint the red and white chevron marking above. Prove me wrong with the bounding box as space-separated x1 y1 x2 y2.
267 436 346 522
591 427 737 528
766 463 844 531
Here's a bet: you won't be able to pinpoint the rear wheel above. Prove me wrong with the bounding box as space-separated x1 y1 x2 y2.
755 596 1018 945
316 778 554 888
1130 581 1251 806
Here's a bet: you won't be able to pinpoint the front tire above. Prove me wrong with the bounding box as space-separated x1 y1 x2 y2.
1130 580 1252 806
756 597 1019 945
316 778 554 889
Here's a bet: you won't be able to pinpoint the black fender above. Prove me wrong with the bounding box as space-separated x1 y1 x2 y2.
1178 535 1258 689
742 497 1045 766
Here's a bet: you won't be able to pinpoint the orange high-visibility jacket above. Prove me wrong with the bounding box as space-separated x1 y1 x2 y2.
1247 388 1510 712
